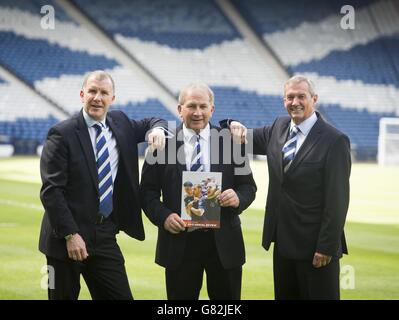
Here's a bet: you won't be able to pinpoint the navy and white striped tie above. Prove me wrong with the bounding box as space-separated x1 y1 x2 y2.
190 135 203 172
282 126 299 173
93 123 113 217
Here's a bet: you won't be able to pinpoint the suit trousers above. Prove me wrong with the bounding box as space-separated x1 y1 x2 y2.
46 218 132 300
165 230 242 300
273 244 340 300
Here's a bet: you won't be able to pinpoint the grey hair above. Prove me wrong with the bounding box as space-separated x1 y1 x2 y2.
82 70 115 94
284 75 316 96
178 82 214 105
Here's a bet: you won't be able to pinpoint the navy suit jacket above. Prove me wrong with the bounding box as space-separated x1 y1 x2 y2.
222 112 351 260
140 123 257 270
39 109 166 260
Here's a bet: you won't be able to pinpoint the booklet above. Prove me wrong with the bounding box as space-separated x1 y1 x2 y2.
181 171 222 231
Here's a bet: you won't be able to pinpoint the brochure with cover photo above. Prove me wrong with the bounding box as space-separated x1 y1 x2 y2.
181 171 222 230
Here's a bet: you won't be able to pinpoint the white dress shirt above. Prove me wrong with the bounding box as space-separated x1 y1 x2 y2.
83 110 119 182
289 111 318 152
182 123 210 172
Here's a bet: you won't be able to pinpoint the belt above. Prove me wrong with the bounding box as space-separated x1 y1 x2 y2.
95 213 110 224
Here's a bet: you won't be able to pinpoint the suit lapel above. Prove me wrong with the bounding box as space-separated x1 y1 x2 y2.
175 124 186 176
287 115 324 173
107 114 134 185
210 124 222 173
277 119 291 179
75 111 98 192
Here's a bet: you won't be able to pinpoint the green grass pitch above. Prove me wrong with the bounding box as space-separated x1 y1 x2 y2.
0 157 398 299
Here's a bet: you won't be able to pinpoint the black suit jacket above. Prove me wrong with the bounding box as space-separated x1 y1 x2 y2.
140 124 257 270
255 112 350 259
222 112 351 260
39 109 166 260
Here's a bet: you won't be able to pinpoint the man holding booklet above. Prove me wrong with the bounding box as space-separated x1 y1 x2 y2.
140 82 257 300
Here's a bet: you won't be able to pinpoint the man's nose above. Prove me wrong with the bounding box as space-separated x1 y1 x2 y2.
193 108 201 116
292 96 300 105
94 92 102 101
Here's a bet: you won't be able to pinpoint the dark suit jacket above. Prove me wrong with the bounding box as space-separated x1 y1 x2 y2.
140 124 257 270
221 112 351 260
39 109 166 260
222 112 351 260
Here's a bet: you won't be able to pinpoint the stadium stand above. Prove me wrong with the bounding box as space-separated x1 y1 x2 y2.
71 0 288 128
1 0 398 160
0 72 63 154
231 0 399 160
0 0 176 153
0 0 75 23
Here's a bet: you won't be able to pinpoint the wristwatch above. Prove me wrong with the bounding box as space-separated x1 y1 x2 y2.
64 234 75 241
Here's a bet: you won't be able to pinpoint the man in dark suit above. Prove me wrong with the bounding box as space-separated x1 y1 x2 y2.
140 82 257 300
222 75 351 299
39 70 166 300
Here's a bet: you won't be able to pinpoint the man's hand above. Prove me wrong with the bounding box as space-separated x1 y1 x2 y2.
312 252 332 268
66 233 89 261
217 189 240 208
164 213 186 234
230 121 247 144
148 128 166 152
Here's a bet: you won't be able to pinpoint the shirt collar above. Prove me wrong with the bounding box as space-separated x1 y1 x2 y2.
83 109 107 129
290 111 317 136
182 123 210 143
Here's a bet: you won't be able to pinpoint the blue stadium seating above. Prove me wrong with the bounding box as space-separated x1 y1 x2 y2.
0 32 118 84
112 100 179 155
1 0 75 23
230 0 399 160
1 0 397 160
112 100 177 123
212 87 287 128
0 117 58 140
71 0 287 134
293 35 399 86
0 0 176 153
319 105 396 160
72 0 241 49
231 0 376 34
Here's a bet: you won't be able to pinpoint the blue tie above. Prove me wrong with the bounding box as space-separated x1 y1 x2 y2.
93 124 113 217
282 126 299 173
190 135 203 172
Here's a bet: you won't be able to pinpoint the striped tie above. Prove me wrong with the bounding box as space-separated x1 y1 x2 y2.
190 134 203 172
93 124 113 217
282 125 299 173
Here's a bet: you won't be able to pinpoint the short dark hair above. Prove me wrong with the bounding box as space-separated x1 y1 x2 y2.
183 181 193 187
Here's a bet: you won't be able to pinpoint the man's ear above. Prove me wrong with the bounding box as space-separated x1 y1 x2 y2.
312 94 318 104
80 90 84 101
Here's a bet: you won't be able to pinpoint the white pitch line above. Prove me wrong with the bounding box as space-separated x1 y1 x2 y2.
0 223 18 227
0 198 43 211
